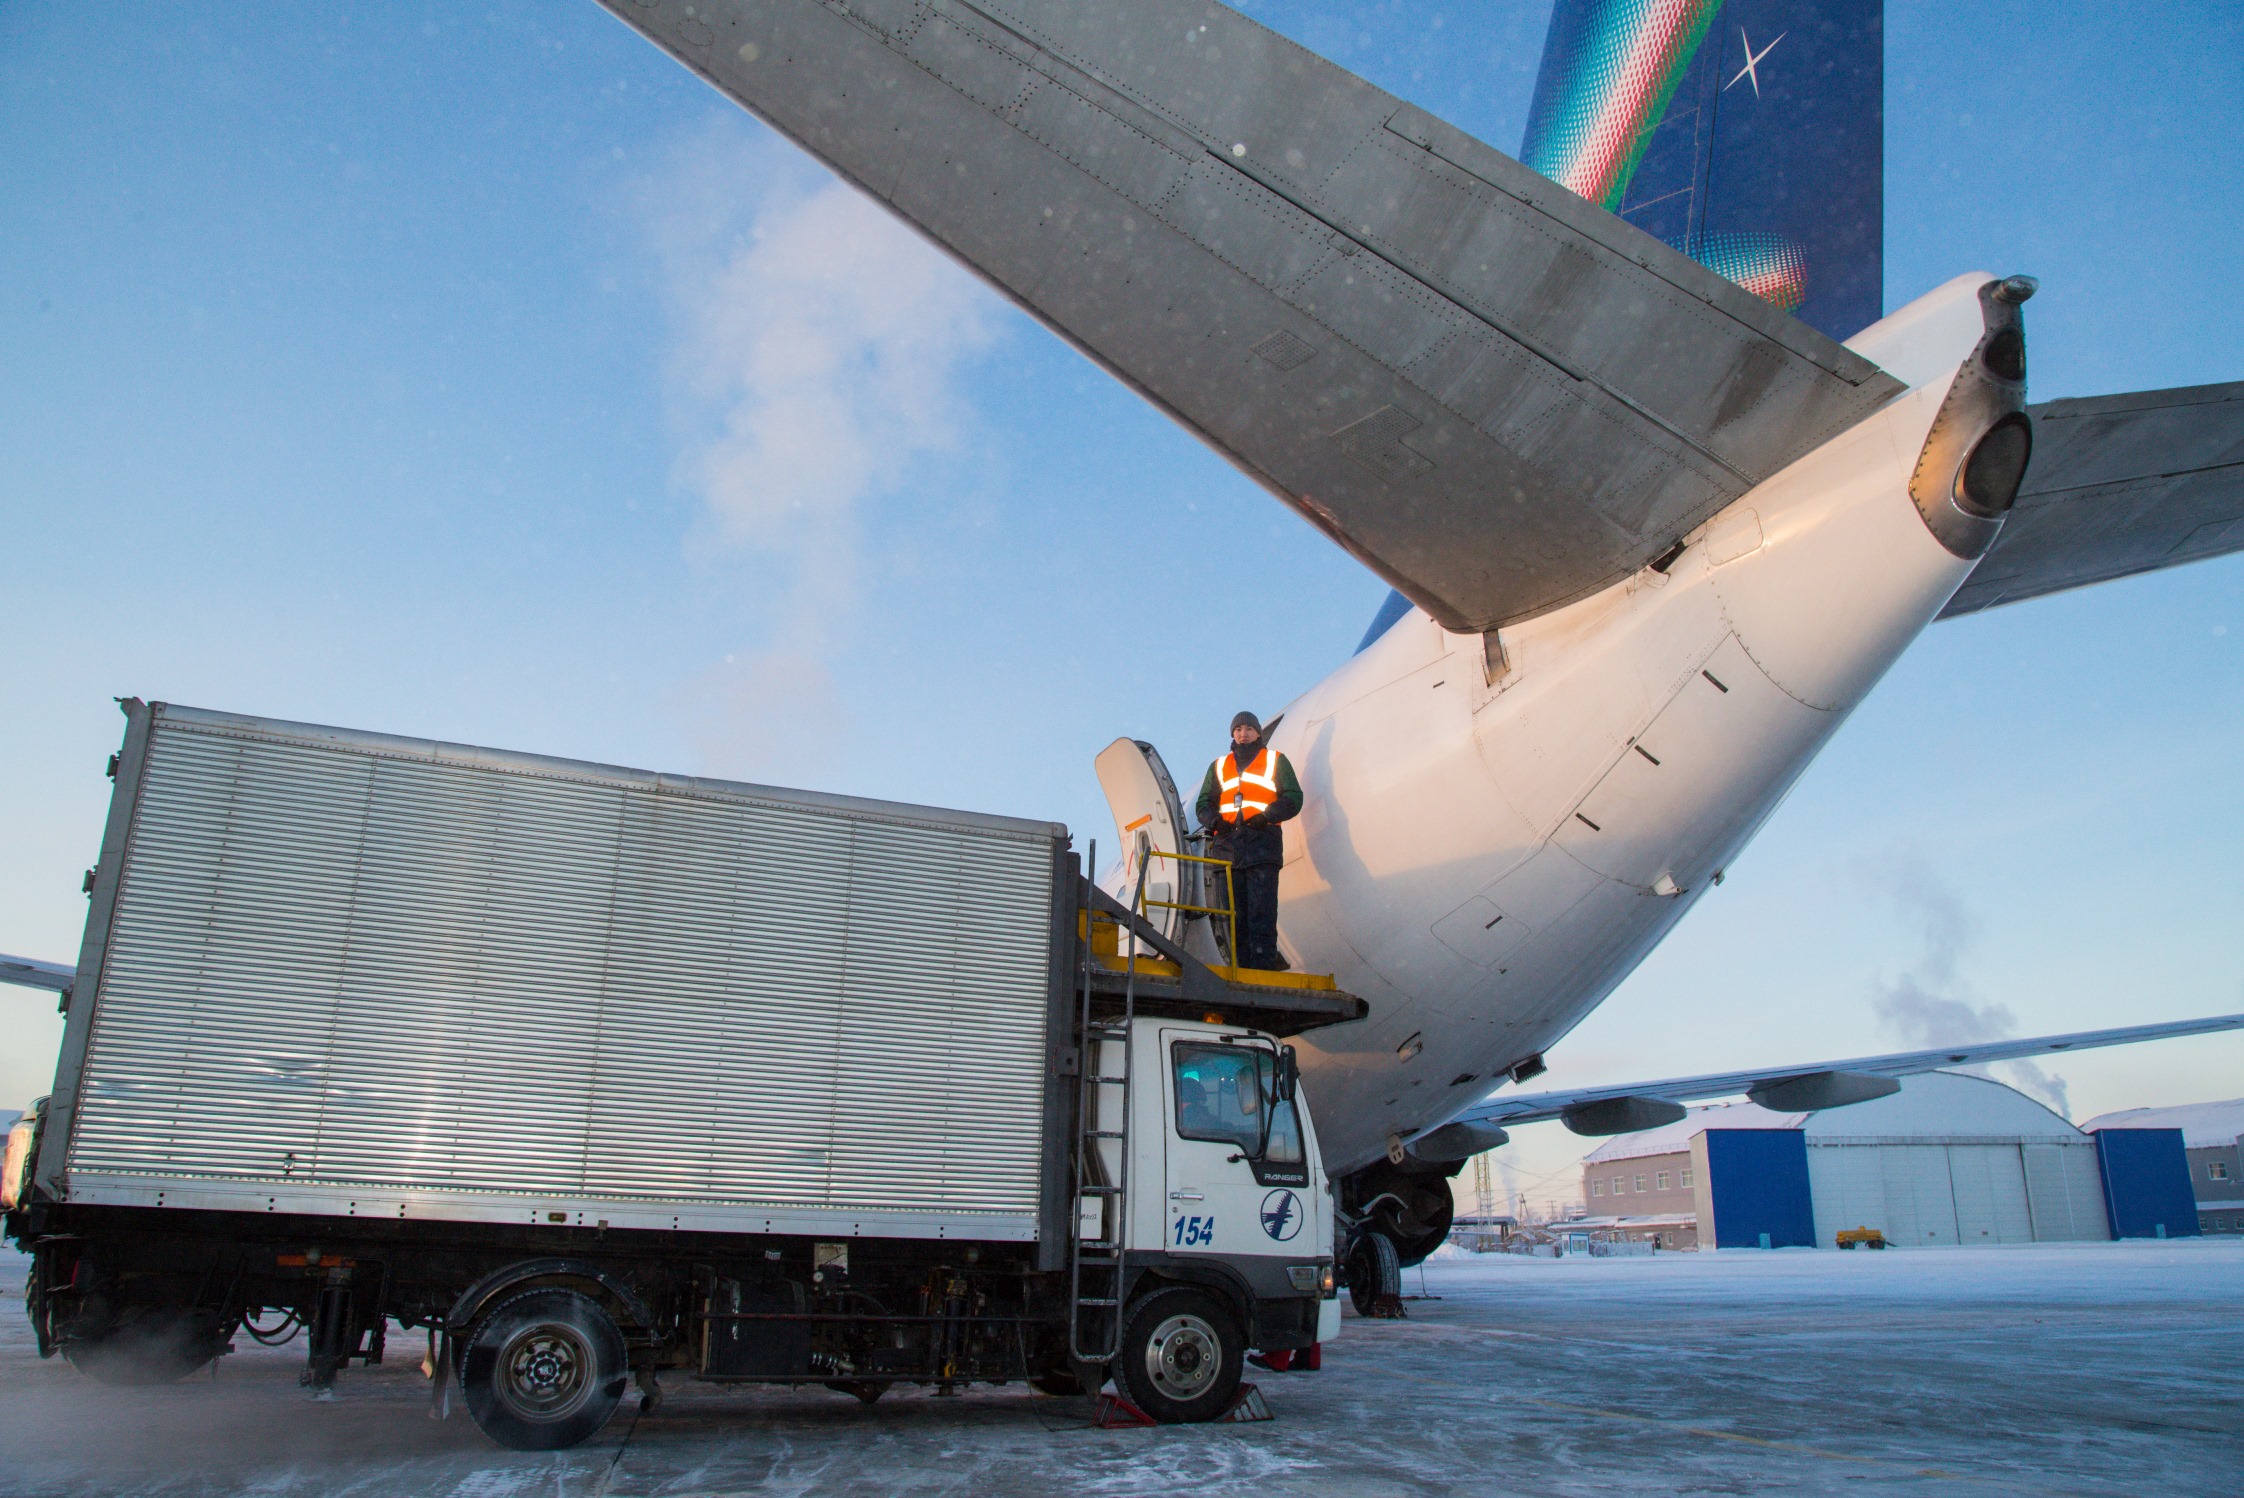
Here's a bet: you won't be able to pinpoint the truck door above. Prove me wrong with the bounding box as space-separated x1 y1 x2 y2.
1160 1029 1312 1262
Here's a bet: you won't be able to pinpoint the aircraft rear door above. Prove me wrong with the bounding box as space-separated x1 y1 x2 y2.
1093 738 1200 952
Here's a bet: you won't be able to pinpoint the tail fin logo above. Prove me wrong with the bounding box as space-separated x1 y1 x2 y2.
1725 28 1786 97
1520 0 1884 339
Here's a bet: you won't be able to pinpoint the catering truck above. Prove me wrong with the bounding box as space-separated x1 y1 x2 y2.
1 701 1362 1449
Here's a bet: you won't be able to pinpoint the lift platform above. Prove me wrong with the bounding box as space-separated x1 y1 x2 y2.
1086 736 1365 1036
1078 880 1367 1038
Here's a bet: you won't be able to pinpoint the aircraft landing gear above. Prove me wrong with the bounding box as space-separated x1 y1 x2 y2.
1346 1231 1405 1319
1338 1158 1456 1321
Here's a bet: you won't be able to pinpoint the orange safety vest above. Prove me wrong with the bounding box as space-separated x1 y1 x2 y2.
1214 748 1281 823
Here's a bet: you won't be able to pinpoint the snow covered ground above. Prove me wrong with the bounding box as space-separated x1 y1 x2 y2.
1 1238 2238 1495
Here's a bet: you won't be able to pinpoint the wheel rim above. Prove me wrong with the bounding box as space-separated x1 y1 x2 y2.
494 1321 594 1423
1143 1312 1222 1402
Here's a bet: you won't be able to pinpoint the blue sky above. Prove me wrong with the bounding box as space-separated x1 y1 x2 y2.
3 2 2239 1199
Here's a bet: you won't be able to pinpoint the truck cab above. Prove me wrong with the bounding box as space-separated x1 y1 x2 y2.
1071 1014 1338 1418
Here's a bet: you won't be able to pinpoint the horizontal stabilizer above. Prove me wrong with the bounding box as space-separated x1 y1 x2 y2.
1448 1010 2244 1133
1941 382 2244 617
594 0 1902 629
0 954 73 994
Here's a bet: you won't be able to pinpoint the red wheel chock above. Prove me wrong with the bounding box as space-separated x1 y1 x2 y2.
1220 1383 1274 1422
1247 1342 1322 1373
1093 1392 1156 1428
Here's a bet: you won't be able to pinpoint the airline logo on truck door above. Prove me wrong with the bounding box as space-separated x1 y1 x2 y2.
1261 1189 1304 1242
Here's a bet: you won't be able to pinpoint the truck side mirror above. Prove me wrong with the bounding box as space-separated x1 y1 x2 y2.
1275 1047 1298 1103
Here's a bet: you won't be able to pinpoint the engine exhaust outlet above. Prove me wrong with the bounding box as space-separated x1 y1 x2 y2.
1908 276 2036 558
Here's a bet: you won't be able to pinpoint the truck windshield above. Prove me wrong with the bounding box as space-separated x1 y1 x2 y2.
1171 1042 1303 1171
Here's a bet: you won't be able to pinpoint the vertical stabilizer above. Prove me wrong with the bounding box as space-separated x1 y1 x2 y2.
1522 0 1883 341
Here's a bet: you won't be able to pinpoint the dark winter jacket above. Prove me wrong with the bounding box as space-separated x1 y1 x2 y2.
1194 744 1303 870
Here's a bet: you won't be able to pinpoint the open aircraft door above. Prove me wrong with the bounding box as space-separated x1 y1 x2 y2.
1094 737 1221 962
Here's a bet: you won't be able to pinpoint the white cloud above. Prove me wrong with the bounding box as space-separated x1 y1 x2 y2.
640 124 1001 779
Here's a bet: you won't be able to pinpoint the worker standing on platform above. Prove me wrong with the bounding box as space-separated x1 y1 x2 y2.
1195 711 1303 971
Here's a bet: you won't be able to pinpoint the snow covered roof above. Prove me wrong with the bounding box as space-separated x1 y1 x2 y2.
1582 1071 2085 1166
2079 1098 2244 1150
1801 1071 2082 1141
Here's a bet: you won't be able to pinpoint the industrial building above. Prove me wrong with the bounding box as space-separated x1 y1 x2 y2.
2081 1099 2244 1235
1579 1071 2201 1250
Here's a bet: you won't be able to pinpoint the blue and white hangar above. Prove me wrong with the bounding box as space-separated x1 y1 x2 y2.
2080 1099 2244 1237
1576 1072 2212 1249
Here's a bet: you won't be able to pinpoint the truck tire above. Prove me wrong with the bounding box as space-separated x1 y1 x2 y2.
1115 1287 1242 1423
460 1288 628 1451
63 1308 225 1386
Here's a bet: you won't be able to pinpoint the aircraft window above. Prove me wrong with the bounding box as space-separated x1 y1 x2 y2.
1171 1041 1304 1183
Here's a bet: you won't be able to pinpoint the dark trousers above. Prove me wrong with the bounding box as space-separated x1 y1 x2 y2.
1232 863 1282 970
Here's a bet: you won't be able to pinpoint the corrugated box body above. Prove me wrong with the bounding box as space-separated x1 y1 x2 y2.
45 705 1066 1242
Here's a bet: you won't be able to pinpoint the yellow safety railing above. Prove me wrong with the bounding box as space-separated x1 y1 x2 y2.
1133 846 1238 970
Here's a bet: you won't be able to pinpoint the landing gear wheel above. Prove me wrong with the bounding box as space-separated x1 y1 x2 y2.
1347 1232 1404 1318
1115 1287 1243 1423
460 1289 628 1451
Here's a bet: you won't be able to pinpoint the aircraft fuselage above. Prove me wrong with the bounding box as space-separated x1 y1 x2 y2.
1267 274 2007 1175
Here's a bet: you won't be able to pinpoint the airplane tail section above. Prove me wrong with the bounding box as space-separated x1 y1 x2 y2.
1522 0 1884 341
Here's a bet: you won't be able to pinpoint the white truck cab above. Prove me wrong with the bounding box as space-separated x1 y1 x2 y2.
1080 1016 1341 1386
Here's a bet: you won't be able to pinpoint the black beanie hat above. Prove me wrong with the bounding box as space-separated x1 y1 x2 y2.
1230 711 1261 734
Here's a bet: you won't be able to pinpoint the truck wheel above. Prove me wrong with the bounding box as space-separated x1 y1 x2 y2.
63 1309 224 1386
460 1289 627 1451
1116 1287 1242 1423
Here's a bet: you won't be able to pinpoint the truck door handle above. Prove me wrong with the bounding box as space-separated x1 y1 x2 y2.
1168 1190 1203 1201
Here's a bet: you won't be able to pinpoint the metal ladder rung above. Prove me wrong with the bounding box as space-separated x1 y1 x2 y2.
1072 840 1145 1367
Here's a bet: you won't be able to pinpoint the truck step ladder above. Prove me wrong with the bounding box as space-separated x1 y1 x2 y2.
1069 841 1145 1366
